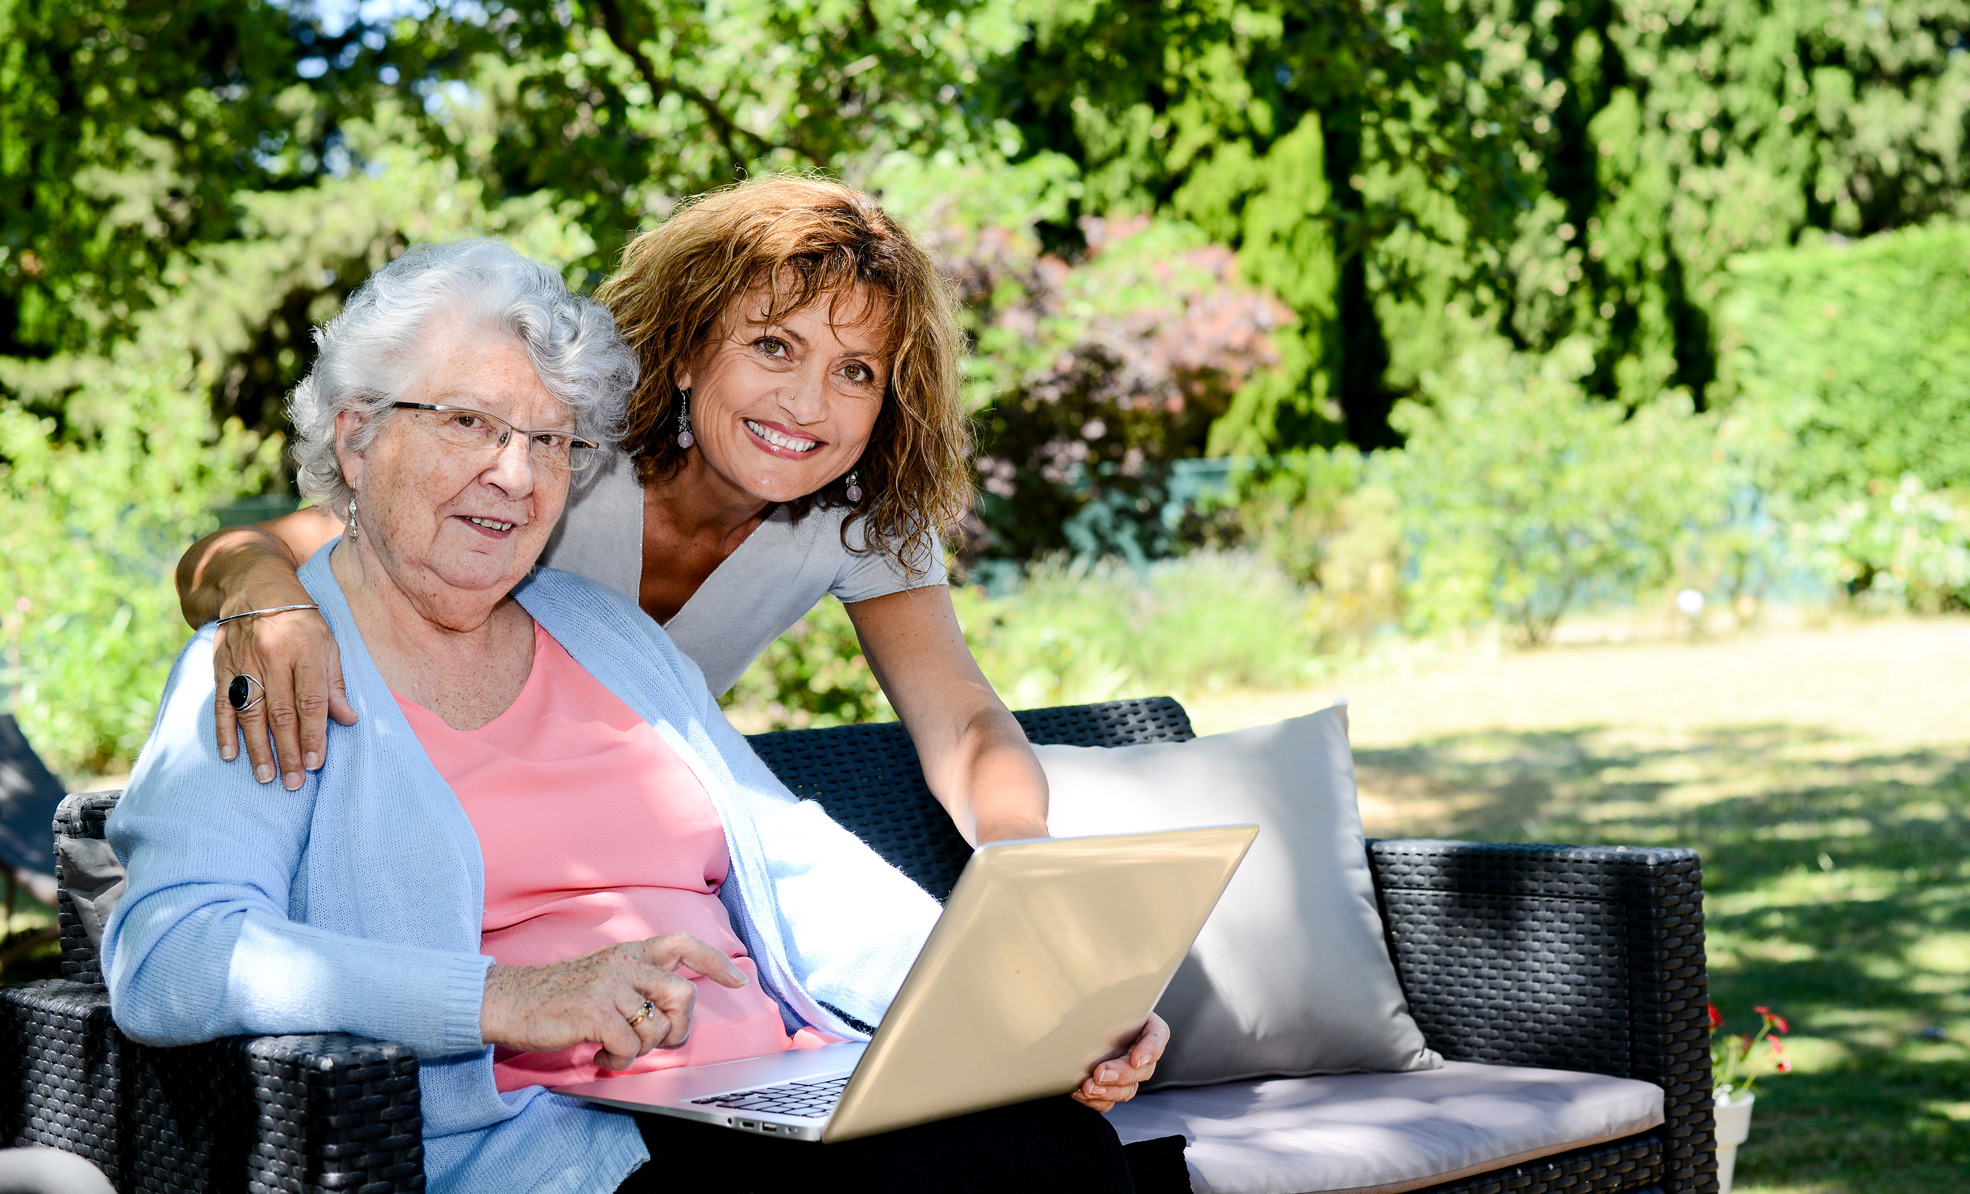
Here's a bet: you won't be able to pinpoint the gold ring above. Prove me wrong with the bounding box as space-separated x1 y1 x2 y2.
626 1000 655 1028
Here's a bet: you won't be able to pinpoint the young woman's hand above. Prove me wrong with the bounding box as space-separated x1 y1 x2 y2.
181 507 352 788
480 934 749 1071
1071 1012 1169 1112
213 595 355 790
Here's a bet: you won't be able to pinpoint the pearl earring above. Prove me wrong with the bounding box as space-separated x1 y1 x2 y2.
346 496 359 542
676 389 695 450
844 471 863 503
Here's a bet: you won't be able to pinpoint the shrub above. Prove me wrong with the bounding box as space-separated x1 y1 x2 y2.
877 155 1291 567
1713 224 1970 612
960 217 1290 565
953 551 1324 709
718 597 892 732
722 550 1329 730
1802 474 1970 613
1193 448 1406 641
0 341 279 776
1717 224 1970 502
1389 339 1726 643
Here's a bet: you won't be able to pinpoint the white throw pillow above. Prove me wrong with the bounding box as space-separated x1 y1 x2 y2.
1036 703 1443 1089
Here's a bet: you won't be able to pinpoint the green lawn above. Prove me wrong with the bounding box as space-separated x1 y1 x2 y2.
1339 720 1970 1192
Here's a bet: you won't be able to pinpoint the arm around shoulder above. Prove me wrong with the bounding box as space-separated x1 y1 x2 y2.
176 507 342 628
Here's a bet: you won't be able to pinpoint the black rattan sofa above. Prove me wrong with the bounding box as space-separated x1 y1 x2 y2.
1 696 1715 1194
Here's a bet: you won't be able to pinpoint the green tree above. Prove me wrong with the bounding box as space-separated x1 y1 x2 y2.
972 0 1524 450
0 0 373 358
371 0 1005 284
1496 0 1970 406
0 102 599 772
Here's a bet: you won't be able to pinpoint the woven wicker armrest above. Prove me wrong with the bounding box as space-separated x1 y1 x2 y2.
1368 839 1716 1194
0 979 423 1194
53 791 122 986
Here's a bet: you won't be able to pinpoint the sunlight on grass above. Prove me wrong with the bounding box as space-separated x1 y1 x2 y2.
1907 933 1970 976
1340 720 1970 1193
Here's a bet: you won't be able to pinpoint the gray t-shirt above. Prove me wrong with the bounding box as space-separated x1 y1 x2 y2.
539 451 947 696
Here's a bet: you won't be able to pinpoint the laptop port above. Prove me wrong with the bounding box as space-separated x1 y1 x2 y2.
759 1124 778 1133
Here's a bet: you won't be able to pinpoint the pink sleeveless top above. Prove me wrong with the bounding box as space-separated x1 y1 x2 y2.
396 623 812 1091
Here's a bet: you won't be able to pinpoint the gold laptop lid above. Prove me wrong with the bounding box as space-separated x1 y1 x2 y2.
826 824 1257 1141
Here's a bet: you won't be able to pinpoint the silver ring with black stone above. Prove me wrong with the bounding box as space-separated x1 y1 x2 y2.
227 674 264 713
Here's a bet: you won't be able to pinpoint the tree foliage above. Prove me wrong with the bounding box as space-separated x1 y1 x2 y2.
10 0 1968 447
0 0 369 357
6 0 1970 756
1716 222 1970 503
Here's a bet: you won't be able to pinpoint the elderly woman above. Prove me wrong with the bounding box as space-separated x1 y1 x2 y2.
105 242 1168 1194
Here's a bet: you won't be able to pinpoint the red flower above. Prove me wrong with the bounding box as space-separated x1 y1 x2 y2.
1775 1056 1793 1073
1709 1004 1724 1031
1767 1036 1786 1055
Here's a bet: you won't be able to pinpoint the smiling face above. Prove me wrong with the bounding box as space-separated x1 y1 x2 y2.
335 326 574 628
676 284 891 505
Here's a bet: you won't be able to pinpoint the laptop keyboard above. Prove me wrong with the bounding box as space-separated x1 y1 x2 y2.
689 1075 850 1118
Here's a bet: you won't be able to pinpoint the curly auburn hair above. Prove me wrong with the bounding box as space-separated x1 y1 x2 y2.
596 175 972 577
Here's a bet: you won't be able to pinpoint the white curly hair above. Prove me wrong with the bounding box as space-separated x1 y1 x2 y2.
286 238 637 509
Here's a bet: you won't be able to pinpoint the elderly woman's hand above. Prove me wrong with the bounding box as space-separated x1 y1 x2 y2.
481 934 749 1071
1071 1012 1169 1112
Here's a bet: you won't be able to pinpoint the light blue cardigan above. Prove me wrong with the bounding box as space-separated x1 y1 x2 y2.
102 544 942 1194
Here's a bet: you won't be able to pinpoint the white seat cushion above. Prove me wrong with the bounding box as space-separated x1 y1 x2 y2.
1105 1061 1665 1194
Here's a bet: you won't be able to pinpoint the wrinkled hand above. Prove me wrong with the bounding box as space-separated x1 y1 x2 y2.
1072 1012 1168 1112
480 934 749 1071
213 600 356 790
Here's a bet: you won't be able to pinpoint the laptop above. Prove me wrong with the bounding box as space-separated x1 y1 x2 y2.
554 824 1256 1142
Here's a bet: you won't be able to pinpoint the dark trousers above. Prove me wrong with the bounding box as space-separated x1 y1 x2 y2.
616 1098 1191 1194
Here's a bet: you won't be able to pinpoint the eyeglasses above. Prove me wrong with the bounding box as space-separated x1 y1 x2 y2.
390 403 600 473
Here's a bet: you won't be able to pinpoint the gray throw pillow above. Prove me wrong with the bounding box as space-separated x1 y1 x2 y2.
1036 703 1442 1089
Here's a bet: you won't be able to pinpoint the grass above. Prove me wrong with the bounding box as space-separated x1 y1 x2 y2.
0 894 60 985
1351 725 1969 1192
1186 615 1970 1194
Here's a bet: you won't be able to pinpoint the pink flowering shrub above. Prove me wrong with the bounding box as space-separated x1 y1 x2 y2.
928 210 1290 566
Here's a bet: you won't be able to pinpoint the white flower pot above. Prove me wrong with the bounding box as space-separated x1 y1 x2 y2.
1714 1089 1755 1194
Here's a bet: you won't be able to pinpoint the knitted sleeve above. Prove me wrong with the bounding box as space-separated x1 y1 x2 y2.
101 631 489 1056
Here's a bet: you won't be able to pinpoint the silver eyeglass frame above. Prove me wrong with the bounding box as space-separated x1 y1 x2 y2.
390 402 601 472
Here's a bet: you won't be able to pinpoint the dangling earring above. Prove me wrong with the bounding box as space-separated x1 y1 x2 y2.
346 496 360 542
675 389 695 449
844 470 863 503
